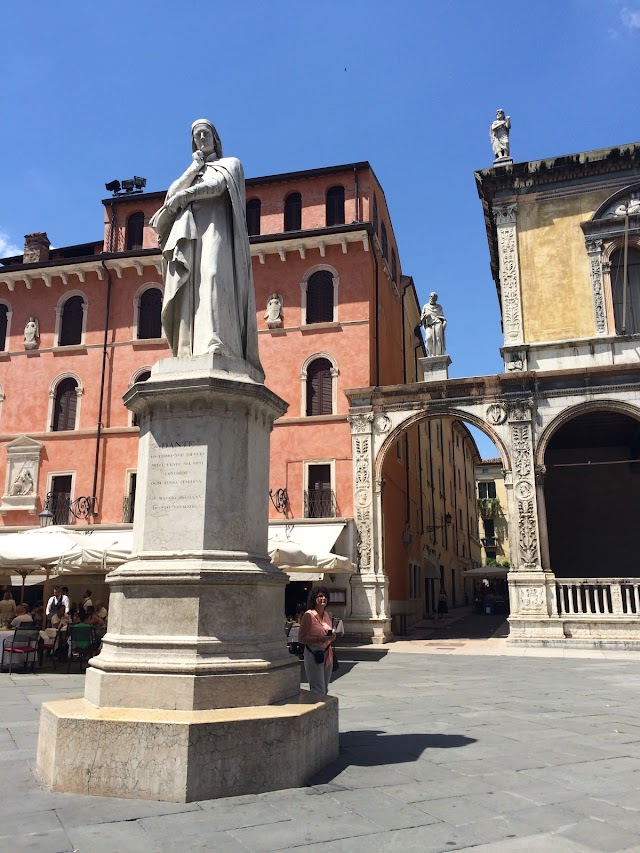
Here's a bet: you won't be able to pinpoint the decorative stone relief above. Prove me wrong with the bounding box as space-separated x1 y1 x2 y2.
23 316 39 350
349 412 375 574
519 586 545 612
505 350 526 371
508 399 532 422
264 294 283 329
0 435 43 514
486 402 507 425
374 414 391 434
511 425 532 478
584 238 608 336
493 203 524 345
508 408 540 569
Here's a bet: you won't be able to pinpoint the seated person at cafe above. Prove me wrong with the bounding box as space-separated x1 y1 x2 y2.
94 600 107 621
10 605 35 629
84 606 104 629
0 592 16 629
51 604 71 631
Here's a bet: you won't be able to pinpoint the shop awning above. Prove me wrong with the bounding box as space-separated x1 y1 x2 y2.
463 567 509 578
268 521 355 575
9 572 60 587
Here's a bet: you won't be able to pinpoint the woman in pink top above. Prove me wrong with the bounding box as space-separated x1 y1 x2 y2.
298 586 334 696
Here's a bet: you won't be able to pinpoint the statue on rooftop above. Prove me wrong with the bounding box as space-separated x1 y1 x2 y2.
150 119 262 373
490 110 511 161
421 292 447 357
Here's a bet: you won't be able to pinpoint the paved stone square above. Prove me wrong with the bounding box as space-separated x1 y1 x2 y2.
3 648 640 852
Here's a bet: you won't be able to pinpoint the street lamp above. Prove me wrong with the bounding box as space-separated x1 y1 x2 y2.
39 507 54 528
426 512 452 534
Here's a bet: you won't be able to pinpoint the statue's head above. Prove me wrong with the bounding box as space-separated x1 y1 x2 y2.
496 109 505 119
429 291 438 303
191 119 223 159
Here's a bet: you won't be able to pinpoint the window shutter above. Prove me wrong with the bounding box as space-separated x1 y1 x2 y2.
0 305 7 350
284 193 302 231
246 199 261 236
306 271 334 323
59 296 84 346
53 379 78 431
138 288 162 339
326 186 345 226
306 358 332 416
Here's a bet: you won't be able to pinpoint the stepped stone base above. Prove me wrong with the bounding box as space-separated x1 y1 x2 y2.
37 692 338 803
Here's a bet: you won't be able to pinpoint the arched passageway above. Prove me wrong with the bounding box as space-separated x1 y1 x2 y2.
544 409 640 578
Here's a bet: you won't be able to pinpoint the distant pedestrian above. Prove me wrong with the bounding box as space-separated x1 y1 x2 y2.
437 588 448 621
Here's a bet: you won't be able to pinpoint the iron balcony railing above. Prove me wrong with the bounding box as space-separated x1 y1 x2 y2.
304 488 336 519
481 536 498 548
44 492 95 525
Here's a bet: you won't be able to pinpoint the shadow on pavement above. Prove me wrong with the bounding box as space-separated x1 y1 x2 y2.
310 729 477 782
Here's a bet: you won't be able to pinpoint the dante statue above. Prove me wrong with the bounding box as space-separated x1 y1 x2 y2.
421 292 447 356
490 110 511 161
150 119 262 373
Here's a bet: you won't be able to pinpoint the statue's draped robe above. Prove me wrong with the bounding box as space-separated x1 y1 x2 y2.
421 304 446 356
151 156 262 373
490 120 509 158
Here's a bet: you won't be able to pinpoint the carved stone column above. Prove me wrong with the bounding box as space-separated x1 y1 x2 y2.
347 411 391 643
493 203 524 346
534 465 551 572
585 237 609 335
505 400 562 638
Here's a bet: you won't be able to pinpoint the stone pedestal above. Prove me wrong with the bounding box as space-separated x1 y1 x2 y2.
37 354 339 801
418 354 451 382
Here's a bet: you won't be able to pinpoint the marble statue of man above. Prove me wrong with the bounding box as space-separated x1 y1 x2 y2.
490 110 511 160
421 292 447 356
150 119 262 373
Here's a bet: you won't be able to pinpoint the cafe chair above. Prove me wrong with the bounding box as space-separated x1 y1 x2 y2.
67 624 97 672
39 628 62 668
1 626 40 674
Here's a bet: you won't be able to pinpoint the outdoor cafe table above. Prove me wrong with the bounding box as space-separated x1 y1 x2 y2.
0 628 57 669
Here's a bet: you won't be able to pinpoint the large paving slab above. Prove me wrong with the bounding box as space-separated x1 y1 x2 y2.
2 650 640 851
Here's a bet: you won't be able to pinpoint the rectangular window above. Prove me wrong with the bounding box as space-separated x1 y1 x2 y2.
478 481 497 499
49 474 73 525
409 563 420 599
305 464 335 518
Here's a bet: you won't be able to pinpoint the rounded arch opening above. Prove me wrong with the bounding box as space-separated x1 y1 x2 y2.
542 405 640 578
373 409 510 627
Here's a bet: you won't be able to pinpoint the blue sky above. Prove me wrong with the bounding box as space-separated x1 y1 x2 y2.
1 0 639 457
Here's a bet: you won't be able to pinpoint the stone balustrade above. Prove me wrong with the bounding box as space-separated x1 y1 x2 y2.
555 578 640 617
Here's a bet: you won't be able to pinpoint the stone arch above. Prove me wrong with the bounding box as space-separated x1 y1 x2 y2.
535 398 640 468
54 290 89 346
373 408 510 481
299 351 339 417
133 281 164 340
47 372 84 432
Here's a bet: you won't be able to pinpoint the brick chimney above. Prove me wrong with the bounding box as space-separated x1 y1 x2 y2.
23 232 50 264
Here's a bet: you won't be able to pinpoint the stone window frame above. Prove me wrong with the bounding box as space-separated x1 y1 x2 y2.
0 299 12 352
47 372 84 432
302 457 336 517
54 290 88 348
300 263 340 326
133 282 164 341
299 351 339 417
46 469 77 512
127 367 152 426
582 183 640 337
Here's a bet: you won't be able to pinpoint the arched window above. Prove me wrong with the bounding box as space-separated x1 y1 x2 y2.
52 378 78 431
284 192 302 232
138 287 163 339
59 295 84 346
306 358 333 416
0 304 8 351
611 248 640 335
326 186 345 227
373 194 378 235
132 370 151 427
306 270 334 324
391 248 397 284
381 222 388 260
126 212 145 251
246 198 261 236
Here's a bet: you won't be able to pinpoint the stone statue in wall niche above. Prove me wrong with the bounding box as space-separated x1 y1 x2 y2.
612 194 640 217
490 109 511 161
150 119 262 373
23 316 39 350
264 293 283 329
420 292 447 356
9 467 34 496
